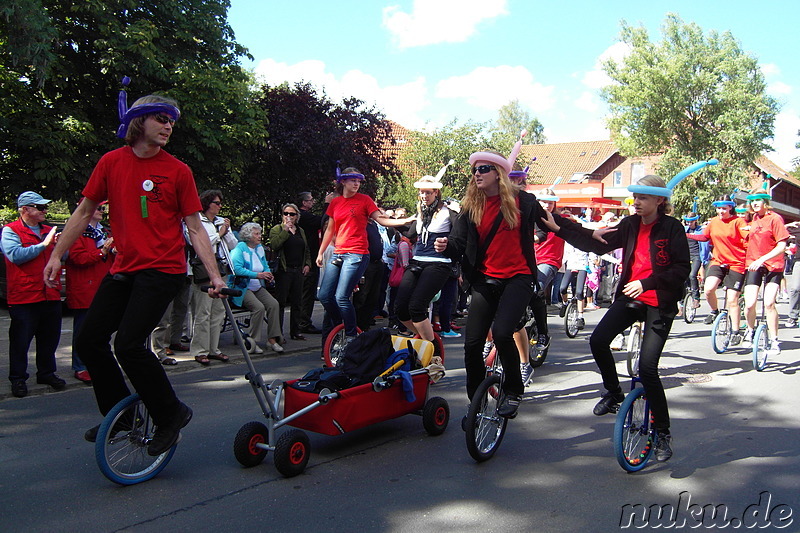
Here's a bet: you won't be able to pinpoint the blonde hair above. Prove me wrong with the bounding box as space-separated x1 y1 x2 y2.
636 175 673 215
461 151 520 228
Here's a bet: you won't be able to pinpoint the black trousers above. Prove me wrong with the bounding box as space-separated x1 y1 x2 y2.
75 270 184 426
463 274 536 399
275 267 304 336
589 299 674 431
354 261 385 331
299 265 319 329
395 261 452 323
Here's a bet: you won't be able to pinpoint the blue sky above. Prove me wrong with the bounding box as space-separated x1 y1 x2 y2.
227 0 800 170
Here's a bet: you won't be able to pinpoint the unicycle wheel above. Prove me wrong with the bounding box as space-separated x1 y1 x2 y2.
752 324 769 371
465 374 508 462
613 387 655 472
95 394 176 485
711 311 731 354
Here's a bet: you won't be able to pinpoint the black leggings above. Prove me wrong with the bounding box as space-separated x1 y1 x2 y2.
588 299 675 431
464 274 536 398
395 261 451 323
560 269 587 300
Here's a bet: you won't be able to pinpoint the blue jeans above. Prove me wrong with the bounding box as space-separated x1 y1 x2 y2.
318 253 369 336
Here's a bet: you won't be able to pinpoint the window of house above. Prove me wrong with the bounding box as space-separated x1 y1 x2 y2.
613 171 622 187
631 162 644 185
569 172 585 183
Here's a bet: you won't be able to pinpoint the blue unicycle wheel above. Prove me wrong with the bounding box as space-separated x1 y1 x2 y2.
613 387 656 472
95 394 177 485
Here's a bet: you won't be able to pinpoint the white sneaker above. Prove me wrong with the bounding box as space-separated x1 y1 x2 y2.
269 342 284 353
741 329 754 349
766 341 781 357
250 343 264 354
610 334 625 351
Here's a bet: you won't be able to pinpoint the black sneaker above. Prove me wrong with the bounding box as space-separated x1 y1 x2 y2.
654 432 673 462
498 393 521 418
520 363 534 386
536 333 550 351
147 402 192 456
11 380 28 398
576 317 585 330
558 302 568 318
703 310 719 325
593 390 624 416
36 374 66 391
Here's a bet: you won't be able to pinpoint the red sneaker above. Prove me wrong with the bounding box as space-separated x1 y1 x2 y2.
74 370 92 384
432 322 442 332
450 323 462 331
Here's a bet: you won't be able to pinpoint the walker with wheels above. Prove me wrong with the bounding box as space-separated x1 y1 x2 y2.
227 294 449 478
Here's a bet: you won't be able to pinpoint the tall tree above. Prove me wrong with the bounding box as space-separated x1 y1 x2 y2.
233 82 399 226
489 99 546 164
0 0 266 204
601 14 779 215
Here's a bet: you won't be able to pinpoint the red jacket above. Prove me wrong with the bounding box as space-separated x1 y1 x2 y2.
3 219 61 305
65 231 114 309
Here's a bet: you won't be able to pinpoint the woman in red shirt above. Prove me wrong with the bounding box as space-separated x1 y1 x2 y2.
316 168 412 342
741 189 790 356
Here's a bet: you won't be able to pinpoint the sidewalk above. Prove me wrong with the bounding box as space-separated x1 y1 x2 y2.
0 301 331 401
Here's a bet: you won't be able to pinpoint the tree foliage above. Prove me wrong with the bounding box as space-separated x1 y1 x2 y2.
0 0 267 205
601 14 780 215
488 99 546 162
232 82 399 227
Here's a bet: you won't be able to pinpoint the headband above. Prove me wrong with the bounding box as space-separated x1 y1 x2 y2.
746 193 771 201
712 201 735 208
116 77 180 139
735 207 748 213
537 195 560 202
338 172 365 182
627 159 719 198
682 215 700 222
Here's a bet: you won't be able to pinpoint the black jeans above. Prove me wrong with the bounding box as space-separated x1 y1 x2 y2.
688 255 702 299
8 300 61 382
464 274 536 399
395 261 452 323
275 267 304 336
589 299 674 431
75 270 185 426
299 265 319 329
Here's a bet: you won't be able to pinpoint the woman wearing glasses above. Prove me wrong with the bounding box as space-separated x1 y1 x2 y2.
316 167 414 345
269 203 313 341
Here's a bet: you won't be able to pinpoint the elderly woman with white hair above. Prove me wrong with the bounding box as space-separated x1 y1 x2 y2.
230 222 284 353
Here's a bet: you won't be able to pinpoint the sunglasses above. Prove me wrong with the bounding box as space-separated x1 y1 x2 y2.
210 200 222 206
152 114 176 125
26 204 48 211
283 211 298 217
97 206 106 212
471 165 496 175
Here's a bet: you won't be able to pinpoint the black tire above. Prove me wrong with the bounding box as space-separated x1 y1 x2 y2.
465 374 508 462
564 300 579 338
273 429 310 477
626 324 642 378
422 397 450 436
243 336 256 354
233 421 268 467
613 387 655 472
683 294 697 324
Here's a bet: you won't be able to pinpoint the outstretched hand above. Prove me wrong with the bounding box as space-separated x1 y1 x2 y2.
592 227 616 244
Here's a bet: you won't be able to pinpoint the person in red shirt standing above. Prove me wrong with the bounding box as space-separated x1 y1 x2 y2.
44 87 226 456
315 167 413 344
64 200 115 384
740 188 790 356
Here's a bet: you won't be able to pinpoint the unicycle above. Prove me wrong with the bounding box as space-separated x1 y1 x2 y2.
711 308 732 354
613 379 656 472
682 292 699 324
465 348 508 462
752 282 770 371
322 323 362 367
626 320 643 378
564 298 580 338
95 393 177 485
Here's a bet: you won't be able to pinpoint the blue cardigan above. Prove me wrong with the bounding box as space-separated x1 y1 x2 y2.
229 241 272 307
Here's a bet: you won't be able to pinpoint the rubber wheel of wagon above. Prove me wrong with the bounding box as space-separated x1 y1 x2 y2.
233 421 268 467
274 429 310 478
422 397 450 436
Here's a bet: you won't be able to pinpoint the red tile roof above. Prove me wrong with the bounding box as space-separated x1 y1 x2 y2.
518 140 619 185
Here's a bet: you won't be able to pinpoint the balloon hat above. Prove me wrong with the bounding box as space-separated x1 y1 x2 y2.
116 76 180 139
746 178 771 201
683 196 700 221
628 159 719 198
335 161 365 182
414 159 454 189
469 129 527 174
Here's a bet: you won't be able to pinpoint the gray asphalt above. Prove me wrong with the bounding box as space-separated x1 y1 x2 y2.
0 299 798 532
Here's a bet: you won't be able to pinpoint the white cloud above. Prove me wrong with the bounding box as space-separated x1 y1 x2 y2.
769 109 800 170
435 65 555 113
769 81 792 96
581 42 631 90
574 91 599 113
761 63 781 77
382 0 508 49
253 58 430 129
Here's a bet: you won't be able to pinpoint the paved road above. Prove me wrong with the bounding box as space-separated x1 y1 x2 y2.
0 301 798 531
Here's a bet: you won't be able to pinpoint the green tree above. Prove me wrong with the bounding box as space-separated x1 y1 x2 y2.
390 119 490 209
601 14 779 216
234 82 399 226
488 99 546 163
0 0 267 205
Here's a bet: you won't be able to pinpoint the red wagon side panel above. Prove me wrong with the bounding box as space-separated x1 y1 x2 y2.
283 373 430 436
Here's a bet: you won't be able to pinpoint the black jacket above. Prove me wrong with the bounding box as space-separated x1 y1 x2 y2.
443 191 581 284
559 214 690 311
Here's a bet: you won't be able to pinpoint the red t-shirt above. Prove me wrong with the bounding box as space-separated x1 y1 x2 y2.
746 210 790 271
629 220 658 306
534 231 565 269
325 193 379 254
704 216 747 273
479 196 529 279
82 146 202 275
